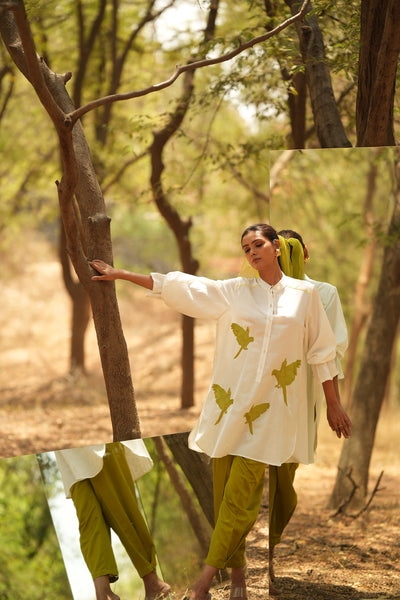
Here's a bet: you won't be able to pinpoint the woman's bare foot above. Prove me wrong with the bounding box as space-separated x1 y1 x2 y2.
230 566 247 599
189 564 217 600
143 571 172 600
94 575 120 600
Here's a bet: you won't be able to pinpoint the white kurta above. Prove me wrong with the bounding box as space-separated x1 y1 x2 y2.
149 272 338 466
304 274 348 459
55 440 153 498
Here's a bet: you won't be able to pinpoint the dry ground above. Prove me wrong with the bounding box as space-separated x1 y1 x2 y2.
1 236 400 599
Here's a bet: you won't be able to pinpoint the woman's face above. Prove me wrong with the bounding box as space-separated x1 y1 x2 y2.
241 230 279 272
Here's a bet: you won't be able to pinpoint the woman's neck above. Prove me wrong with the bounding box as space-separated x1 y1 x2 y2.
258 265 283 286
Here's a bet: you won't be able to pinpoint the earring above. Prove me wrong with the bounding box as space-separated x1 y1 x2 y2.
276 248 281 256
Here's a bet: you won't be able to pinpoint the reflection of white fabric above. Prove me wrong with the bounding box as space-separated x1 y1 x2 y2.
149 271 337 466
304 275 348 460
305 275 348 374
55 440 153 498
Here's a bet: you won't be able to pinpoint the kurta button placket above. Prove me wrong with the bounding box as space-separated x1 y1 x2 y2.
255 283 274 383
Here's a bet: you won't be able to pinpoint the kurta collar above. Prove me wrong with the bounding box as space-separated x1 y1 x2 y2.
256 272 286 292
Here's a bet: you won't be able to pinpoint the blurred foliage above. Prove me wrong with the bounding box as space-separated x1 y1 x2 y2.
0 454 73 600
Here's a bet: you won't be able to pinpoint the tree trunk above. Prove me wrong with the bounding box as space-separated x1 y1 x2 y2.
0 4 140 441
149 1 219 409
328 150 400 510
285 0 351 148
164 431 214 528
59 220 91 373
153 436 211 557
280 66 307 149
356 0 400 147
341 152 379 408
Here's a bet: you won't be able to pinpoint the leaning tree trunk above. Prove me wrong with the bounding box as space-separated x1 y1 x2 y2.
356 0 400 147
285 0 351 148
153 436 211 557
0 3 140 441
59 220 92 373
164 431 214 527
328 150 400 510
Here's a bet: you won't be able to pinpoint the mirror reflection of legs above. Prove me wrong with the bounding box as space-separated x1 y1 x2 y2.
39 434 269 600
40 439 172 600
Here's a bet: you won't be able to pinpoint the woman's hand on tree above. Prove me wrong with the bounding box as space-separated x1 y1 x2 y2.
89 259 118 281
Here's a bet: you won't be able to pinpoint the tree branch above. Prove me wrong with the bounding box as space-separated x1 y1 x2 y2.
68 0 311 124
330 468 385 519
329 468 359 517
350 470 385 519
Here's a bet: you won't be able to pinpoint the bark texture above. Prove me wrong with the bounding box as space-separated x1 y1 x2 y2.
153 436 211 557
164 431 214 528
356 0 400 146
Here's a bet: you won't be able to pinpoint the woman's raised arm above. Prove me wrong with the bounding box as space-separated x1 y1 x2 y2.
89 259 154 290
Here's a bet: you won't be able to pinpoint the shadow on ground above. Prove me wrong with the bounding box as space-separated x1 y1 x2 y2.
271 576 400 599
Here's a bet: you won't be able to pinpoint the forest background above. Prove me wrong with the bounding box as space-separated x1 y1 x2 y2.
1 1 400 599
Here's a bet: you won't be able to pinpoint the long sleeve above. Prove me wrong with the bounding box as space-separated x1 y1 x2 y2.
149 272 230 320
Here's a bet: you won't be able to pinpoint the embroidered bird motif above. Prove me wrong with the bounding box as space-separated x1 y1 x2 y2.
231 323 254 359
244 402 270 434
212 384 234 424
272 359 302 406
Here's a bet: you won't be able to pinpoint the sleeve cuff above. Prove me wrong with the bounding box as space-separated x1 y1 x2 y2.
146 272 164 297
312 359 338 383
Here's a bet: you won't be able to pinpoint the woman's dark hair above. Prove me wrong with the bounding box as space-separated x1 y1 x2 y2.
241 223 279 243
278 229 305 250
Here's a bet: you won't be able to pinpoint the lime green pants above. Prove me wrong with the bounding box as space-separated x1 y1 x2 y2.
70 443 156 582
206 455 266 569
268 463 298 548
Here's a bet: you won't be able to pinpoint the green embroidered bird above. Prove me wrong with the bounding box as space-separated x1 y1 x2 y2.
212 383 234 424
244 402 270 434
272 358 302 406
231 322 254 359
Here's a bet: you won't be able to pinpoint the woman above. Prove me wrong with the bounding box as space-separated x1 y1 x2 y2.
90 223 352 600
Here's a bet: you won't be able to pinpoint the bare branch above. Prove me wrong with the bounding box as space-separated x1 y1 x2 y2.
69 0 311 124
330 468 385 519
350 471 385 519
329 468 359 517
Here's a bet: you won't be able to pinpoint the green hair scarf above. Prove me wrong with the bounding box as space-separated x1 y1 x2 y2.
278 235 305 280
